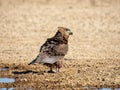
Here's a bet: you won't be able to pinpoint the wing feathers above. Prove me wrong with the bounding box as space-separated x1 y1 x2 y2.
28 55 39 65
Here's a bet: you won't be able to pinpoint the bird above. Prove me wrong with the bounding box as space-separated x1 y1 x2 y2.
28 27 73 73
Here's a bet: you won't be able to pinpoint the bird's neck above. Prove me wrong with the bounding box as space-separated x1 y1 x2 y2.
54 32 68 44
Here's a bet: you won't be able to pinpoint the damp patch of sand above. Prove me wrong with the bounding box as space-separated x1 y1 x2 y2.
0 0 120 89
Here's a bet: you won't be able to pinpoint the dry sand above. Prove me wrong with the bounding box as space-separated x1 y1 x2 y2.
0 0 120 89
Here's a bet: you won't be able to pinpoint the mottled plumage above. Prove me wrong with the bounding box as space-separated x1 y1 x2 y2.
28 27 73 73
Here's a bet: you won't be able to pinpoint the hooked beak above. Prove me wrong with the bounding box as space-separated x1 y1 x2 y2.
66 29 73 35
67 30 73 35
69 31 73 35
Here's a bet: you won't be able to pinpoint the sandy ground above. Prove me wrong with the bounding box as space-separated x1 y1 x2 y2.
0 0 120 89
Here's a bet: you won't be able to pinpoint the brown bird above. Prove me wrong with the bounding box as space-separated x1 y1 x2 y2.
28 27 73 73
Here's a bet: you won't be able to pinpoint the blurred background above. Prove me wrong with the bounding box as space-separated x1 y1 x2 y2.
0 0 120 63
0 0 120 89
0 0 120 6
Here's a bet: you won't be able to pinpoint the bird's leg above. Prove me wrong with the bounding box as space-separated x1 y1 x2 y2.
57 66 60 72
50 65 53 71
55 61 61 72
48 64 55 73
57 64 60 72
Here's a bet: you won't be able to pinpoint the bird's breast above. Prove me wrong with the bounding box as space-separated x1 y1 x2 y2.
41 56 60 64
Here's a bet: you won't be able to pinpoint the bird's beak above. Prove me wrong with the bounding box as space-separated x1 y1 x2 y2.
69 31 73 35
66 29 73 35
67 30 73 35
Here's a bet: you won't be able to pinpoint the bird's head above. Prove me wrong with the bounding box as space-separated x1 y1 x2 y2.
57 27 73 40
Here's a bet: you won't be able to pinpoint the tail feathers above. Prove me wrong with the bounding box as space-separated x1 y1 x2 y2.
28 56 38 65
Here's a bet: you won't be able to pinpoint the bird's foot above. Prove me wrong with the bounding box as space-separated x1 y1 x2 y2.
47 70 56 73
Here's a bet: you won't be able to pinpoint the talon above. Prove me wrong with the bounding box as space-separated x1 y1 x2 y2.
48 70 56 73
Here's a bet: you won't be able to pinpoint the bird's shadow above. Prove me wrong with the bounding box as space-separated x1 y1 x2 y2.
12 70 39 75
64 58 76 61
12 58 75 75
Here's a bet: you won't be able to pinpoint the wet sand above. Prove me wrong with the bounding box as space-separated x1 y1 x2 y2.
0 0 120 89
0 59 120 89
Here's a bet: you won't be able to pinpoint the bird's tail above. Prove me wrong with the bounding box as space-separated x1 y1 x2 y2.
28 55 39 65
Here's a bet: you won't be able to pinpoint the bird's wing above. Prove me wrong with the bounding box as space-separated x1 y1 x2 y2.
40 39 68 56
29 38 68 64
53 44 68 56
38 44 68 64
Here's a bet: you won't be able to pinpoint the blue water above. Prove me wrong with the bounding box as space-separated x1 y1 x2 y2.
99 88 112 90
99 88 120 90
0 88 14 90
0 68 9 71
0 78 15 83
0 88 32 90
0 87 119 90
115 88 120 90
84 87 120 90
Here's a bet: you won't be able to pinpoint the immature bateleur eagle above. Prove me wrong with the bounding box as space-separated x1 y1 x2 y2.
28 27 73 73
